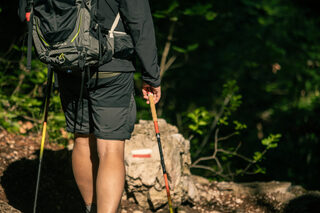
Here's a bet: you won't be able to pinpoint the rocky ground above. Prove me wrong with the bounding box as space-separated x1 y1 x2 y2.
1 130 320 213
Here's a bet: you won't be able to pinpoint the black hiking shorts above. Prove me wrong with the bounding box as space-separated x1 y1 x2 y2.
57 70 136 140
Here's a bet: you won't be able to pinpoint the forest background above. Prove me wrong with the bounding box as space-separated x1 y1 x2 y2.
0 0 319 191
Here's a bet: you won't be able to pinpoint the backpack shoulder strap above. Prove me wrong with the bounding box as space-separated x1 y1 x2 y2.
108 13 121 38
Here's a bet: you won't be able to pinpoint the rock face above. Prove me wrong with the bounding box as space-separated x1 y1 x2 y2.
124 119 194 210
0 200 21 213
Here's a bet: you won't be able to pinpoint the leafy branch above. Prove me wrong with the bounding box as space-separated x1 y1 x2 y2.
191 122 281 180
187 80 281 180
193 80 241 158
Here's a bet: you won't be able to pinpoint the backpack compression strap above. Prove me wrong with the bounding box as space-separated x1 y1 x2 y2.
109 13 121 39
108 13 123 54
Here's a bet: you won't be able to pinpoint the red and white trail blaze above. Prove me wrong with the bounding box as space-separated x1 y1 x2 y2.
131 149 152 158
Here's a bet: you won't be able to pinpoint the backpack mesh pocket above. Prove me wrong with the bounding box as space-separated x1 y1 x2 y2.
34 0 78 44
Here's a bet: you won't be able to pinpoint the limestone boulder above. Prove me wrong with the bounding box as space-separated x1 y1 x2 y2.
124 119 192 210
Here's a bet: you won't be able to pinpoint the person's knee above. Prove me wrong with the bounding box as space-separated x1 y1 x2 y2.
74 133 96 146
97 139 124 160
73 134 98 160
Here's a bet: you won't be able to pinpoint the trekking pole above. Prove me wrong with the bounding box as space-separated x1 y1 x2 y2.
33 66 54 213
148 93 174 213
26 0 34 70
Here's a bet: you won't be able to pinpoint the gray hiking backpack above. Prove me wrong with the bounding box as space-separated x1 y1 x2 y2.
24 0 123 71
19 0 134 134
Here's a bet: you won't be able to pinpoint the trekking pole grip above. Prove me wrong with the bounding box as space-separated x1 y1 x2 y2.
148 93 158 122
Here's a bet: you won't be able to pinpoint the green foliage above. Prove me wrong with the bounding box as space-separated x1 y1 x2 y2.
261 134 281 149
172 43 199 53
218 80 242 126
222 80 242 114
153 1 179 19
187 80 281 179
233 120 247 131
153 1 216 21
0 51 70 144
187 107 211 135
183 3 217 20
253 165 266 175
253 151 263 162
152 0 214 71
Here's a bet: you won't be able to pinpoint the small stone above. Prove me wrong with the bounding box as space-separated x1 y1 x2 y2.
7 140 14 144
235 198 243 204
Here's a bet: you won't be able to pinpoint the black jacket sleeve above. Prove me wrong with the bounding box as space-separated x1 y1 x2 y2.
117 0 161 87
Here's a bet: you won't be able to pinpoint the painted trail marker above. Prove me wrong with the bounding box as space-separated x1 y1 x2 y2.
132 149 152 158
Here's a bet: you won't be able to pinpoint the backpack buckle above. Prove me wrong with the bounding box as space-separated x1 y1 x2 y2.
58 53 66 64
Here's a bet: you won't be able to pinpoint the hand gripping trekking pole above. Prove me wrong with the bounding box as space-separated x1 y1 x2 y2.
148 93 174 213
33 66 54 213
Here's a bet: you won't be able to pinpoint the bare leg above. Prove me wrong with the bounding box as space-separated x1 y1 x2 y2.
96 139 125 213
72 134 99 206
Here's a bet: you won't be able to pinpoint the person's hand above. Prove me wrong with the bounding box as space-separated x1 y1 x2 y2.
142 82 161 104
